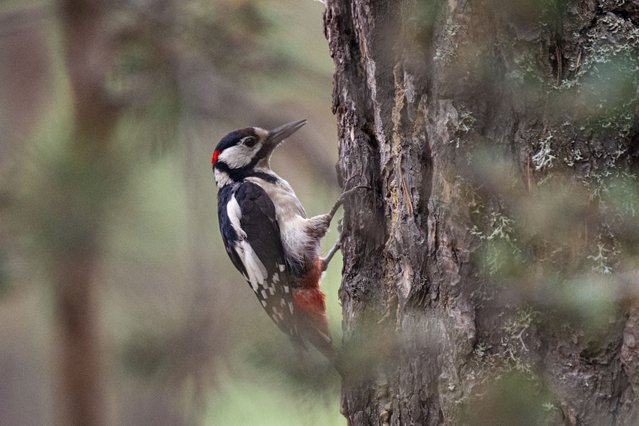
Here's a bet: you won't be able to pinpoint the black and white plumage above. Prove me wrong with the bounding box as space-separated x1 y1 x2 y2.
212 120 335 358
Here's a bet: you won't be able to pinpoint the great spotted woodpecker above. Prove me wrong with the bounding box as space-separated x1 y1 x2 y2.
212 119 346 359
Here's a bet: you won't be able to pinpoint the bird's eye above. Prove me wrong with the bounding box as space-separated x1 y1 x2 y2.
243 137 257 148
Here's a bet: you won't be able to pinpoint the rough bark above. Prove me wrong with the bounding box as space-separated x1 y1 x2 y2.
324 1 639 425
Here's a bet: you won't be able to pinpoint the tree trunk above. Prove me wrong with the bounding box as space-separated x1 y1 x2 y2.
51 1 123 424
324 0 639 424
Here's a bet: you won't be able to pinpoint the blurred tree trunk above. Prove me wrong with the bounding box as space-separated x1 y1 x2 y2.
324 1 639 425
52 1 122 425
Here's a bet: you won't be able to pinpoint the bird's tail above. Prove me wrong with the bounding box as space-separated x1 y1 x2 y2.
293 287 334 358
292 257 348 375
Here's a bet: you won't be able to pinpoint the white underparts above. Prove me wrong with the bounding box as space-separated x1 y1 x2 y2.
217 142 263 169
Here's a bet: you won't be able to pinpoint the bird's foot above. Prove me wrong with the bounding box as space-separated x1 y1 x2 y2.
320 218 344 271
320 241 341 272
309 213 332 239
309 185 368 247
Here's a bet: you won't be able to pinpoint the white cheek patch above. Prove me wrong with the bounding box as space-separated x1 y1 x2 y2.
218 144 263 168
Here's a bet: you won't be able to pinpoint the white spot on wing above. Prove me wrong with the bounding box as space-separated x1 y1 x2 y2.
278 264 285 272
288 302 294 314
271 306 284 321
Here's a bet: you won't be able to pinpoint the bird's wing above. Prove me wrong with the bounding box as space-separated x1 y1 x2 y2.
218 182 300 340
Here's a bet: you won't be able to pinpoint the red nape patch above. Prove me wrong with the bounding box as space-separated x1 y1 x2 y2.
211 149 220 165
293 288 327 316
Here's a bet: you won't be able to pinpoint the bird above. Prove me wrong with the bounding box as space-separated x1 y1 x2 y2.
212 119 350 361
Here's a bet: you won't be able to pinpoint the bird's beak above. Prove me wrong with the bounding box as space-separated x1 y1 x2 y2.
266 119 307 148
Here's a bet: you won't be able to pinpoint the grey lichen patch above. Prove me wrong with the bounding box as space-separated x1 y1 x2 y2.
448 107 477 149
432 0 470 65
433 22 464 65
458 308 547 418
562 145 584 168
501 307 541 369
469 206 523 278
580 170 639 273
462 150 634 297
586 237 617 275
571 13 639 81
559 12 639 131
532 132 556 171
499 4 639 147
462 307 545 412
470 211 516 243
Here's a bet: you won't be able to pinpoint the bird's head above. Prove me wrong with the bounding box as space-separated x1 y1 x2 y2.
212 119 307 187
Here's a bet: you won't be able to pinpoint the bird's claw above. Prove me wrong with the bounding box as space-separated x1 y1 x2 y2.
319 186 369 271
321 241 341 272
328 184 371 221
